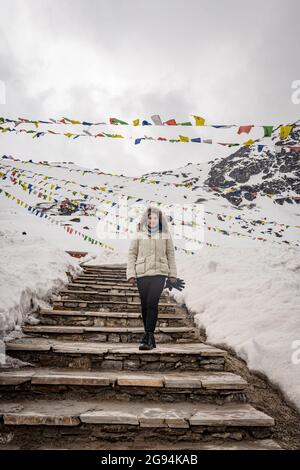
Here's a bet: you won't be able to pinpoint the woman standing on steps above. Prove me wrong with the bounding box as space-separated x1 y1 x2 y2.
126 206 177 350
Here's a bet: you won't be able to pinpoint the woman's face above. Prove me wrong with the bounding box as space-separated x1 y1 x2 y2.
148 212 159 228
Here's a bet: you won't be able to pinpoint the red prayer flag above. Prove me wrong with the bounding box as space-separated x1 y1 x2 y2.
237 125 254 134
287 146 300 151
164 119 177 126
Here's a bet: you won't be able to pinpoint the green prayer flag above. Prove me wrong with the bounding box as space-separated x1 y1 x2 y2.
263 126 273 137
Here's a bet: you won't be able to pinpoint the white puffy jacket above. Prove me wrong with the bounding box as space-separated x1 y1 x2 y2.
126 229 177 280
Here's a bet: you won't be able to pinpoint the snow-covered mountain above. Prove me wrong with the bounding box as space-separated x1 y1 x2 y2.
1 132 300 257
204 122 300 207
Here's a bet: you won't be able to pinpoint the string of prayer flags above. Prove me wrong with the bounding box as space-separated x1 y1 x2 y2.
2 164 300 250
0 119 298 149
0 188 114 251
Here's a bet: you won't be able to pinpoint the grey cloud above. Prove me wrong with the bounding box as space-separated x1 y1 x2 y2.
0 0 299 175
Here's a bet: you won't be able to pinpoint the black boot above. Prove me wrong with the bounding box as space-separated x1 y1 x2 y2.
139 331 148 348
149 331 156 349
139 331 149 350
139 331 156 350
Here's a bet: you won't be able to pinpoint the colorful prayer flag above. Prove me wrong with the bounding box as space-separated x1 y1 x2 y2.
192 115 205 126
279 125 293 140
164 119 177 126
237 125 254 134
110 118 128 125
244 139 255 146
151 115 163 125
263 126 273 137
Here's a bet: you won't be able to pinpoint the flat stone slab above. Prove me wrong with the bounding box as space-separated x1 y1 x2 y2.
117 374 164 387
39 309 186 320
81 411 139 425
189 404 275 427
23 325 195 334
0 370 35 385
15 439 282 450
199 372 247 389
5 338 52 351
55 299 178 307
138 408 190 428
163 376 203 388
6 339 226 357
0 368 247 390
31 370 114 386
4 412 80 426
0 400 275 429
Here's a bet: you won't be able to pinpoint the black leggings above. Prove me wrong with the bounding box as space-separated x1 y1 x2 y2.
136 275 167 333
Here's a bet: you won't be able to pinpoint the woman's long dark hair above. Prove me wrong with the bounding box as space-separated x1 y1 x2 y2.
137 206 169 233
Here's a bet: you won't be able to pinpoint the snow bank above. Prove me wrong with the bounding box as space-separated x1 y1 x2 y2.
173 243 300 411
0 231 82 339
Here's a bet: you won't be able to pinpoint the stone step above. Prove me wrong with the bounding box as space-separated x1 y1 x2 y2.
5 339 226 371
4 439 281 450
0 399 275 444
66 283 171 299
67 282 141 292
76 274 128 282
74 276 130 284
0 368 248 403
22 325 200 343
81 265 126 273
73 277 135 284
58 289 170 302
81 271 127 278
52 299 181 313
82 265 126 270
38 309 192 327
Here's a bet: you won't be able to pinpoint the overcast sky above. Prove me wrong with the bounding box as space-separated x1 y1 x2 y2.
0 0 299 176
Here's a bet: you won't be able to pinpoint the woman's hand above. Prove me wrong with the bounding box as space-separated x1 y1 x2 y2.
128 277 136 286
168 277 177 285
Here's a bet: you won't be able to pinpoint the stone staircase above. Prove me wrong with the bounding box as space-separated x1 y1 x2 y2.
0 264 280 450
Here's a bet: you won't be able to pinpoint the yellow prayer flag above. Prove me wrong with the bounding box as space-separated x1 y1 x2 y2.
179 135 189 142
244 139 255 146
279 125 293 140
192 115 205 126
133 119 140 126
